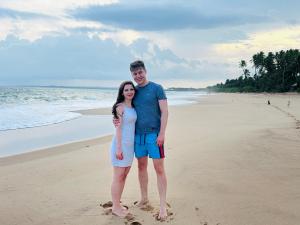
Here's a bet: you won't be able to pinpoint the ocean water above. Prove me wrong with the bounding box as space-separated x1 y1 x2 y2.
0 86 207 131
0 86 208 157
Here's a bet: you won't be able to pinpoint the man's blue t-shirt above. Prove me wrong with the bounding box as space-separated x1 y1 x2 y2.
133 81 167 134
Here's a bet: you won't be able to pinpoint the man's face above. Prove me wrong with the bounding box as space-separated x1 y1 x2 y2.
131 67 147 86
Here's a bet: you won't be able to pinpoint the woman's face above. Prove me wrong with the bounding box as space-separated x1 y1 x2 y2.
123 84 135 100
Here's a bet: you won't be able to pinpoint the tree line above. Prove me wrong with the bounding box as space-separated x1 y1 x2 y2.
208 49 300 92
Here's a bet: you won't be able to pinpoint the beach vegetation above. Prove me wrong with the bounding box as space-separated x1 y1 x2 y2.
208 49 300 93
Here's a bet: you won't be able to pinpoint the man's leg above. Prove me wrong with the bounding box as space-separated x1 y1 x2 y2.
137 156 149 205
153 158 167 220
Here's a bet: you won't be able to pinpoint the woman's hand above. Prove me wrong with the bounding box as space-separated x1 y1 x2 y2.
113 117 121 128
116 150 123 160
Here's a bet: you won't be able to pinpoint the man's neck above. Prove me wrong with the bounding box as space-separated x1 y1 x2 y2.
139 80 150 87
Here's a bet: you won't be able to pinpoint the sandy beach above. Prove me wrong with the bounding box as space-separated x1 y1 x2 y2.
0 93 300 225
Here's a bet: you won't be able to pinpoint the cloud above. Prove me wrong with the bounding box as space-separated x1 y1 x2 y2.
214 25 300 61
0 0 118 17
1 0 300 88
97 29 142 45
72 4 269 31
0 7 50 19
0 15 108 42
0 34 225 87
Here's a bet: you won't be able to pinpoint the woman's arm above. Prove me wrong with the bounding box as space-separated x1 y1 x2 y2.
115 105 124 160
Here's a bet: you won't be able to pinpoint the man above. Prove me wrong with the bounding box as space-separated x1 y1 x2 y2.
116 60 168 220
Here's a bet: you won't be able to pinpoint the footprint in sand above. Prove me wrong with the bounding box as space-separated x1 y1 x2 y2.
133 201 154 211
100 201 113 208
100 201 136 222
102 208 136 222
100 201 128 210
133 200 145 206
123 214 136 222
140 204 154 212
102 208 112 215
130 222 142 225
134 201 171 212
125 222 142 225
133 201 174 222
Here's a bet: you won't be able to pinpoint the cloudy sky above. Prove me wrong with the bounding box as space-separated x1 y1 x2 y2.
1 0 300 88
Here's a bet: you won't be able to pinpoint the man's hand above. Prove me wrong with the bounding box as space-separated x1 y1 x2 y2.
116 150 123 160
113 117 121 128
156 133 165 147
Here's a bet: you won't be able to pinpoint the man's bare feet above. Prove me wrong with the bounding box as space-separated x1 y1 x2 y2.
157 207 168 221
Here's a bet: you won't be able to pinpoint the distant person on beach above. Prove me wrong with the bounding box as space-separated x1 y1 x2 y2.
288 100 290 107
114 60 169 221
110 81 137 218
268 100 271 105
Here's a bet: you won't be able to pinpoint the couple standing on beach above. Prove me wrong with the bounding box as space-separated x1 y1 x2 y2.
110 60 169 221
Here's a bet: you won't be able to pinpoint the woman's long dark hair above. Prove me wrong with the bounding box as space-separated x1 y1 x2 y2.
112 81 136 119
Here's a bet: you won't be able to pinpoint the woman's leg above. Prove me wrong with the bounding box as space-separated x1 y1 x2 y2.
111 166 131 216
119 166 131 209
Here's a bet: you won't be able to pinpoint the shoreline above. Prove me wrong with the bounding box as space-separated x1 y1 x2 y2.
0 102 201 159
1 92 299 162
0 114 114 158
0 86 207 132
1 92 299 159
0 107 112 132
0 135 112 166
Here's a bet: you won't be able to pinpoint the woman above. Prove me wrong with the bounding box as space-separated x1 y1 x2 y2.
110 81 137 217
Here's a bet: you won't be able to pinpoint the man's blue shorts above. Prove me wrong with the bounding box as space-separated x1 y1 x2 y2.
134 133 165 159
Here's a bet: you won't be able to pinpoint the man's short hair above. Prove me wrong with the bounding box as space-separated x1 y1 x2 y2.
130 60 146 72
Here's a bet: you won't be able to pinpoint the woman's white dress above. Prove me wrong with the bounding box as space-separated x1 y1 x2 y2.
110 106 137 167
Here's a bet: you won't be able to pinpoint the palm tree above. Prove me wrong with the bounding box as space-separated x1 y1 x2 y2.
251 54 258 76
256 51 265 75
239 60 249 78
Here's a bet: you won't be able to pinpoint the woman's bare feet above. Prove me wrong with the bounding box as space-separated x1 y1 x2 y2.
112 206 129 218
